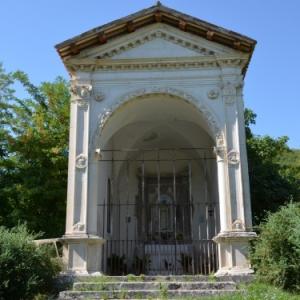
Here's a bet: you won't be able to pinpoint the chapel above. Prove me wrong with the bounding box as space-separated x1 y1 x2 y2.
56 2 257 276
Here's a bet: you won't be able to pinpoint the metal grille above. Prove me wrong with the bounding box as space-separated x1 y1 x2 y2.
98 148 219 275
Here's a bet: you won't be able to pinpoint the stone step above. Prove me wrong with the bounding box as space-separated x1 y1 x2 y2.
73 281 236 291
59 289 237 299
74 275 234 283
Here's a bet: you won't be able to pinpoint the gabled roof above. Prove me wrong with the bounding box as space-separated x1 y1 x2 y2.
55 2 256 62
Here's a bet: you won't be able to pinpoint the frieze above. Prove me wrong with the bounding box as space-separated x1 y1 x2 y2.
67 57 247 73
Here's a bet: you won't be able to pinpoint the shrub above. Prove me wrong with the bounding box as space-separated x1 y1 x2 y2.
251 202 300 291
0 225 61 300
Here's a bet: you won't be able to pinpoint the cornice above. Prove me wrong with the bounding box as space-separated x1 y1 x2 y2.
66 55 248 73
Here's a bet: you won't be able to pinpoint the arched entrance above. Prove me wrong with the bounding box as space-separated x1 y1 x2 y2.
95 94 220 275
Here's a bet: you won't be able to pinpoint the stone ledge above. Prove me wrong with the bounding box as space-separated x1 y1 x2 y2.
213 231 257 243
60 234 106 244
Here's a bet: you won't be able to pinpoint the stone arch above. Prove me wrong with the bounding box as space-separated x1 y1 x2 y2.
91 87 224 152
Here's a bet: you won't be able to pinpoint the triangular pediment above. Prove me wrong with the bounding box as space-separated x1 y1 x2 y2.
56 2 256 74
78 24 239 60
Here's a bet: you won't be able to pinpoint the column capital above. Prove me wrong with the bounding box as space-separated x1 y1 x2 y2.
70 81 93 109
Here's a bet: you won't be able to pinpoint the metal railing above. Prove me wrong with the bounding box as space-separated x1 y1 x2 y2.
97 148 219 275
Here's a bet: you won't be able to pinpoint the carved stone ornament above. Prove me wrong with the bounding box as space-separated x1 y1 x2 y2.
94 91 105 102
73 222 85 232
70 83 92 109
71 84 92 98
75 98 89 108
75 154 88 169
215 132 225 147
214 146 226 159
95 29 216 59
207 88 219 100
221 78 244 105
227 150 239 165
232 219 245 231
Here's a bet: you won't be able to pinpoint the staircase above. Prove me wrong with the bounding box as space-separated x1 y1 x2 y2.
58 275 238 299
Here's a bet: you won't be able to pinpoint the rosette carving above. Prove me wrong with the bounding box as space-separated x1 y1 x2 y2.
75 154 87 170
227 150 239 165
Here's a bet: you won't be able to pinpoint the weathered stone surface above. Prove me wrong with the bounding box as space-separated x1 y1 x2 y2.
73 281 236 291
58 275 240 299
59 289 237 299
57 2 256 277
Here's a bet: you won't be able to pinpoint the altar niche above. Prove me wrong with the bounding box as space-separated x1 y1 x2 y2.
98 148 219 275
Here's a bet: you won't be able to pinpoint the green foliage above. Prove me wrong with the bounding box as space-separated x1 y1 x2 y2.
0 65 70 237
181 281 300 299
251 203 300 291
245 109 300 224
0 225 61 300
0 60 299 240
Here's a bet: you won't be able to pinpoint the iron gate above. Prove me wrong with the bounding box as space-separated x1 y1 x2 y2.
98 148 219 275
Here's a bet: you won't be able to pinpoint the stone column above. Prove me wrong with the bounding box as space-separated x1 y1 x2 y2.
62 79 104 274
213 73 256 276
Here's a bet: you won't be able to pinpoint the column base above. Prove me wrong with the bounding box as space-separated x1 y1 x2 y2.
60 234 105 274
213 231 256 277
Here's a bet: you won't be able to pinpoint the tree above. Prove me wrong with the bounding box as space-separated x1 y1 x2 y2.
245 109 300 224
0 65 70 237
251 203 300 291
0 63 299 237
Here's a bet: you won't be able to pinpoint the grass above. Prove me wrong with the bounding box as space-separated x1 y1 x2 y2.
127 273 145 281
178 282 300 300
70 277 300 300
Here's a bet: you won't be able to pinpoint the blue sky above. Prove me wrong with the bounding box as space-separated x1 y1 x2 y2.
1 0 299 148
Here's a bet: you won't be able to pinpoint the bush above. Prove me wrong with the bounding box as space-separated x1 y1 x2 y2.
251 202 300 291
0 225 61 300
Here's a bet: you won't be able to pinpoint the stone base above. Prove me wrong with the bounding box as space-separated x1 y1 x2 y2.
213 231 256 277
60 234 105 274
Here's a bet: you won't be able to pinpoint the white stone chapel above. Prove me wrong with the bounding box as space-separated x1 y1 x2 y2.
56 2 257 276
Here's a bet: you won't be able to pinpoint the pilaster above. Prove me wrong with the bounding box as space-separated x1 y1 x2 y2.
213 68 256 276
63 75 105 273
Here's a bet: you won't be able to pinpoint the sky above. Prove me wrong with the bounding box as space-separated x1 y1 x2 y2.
0 0 299 148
